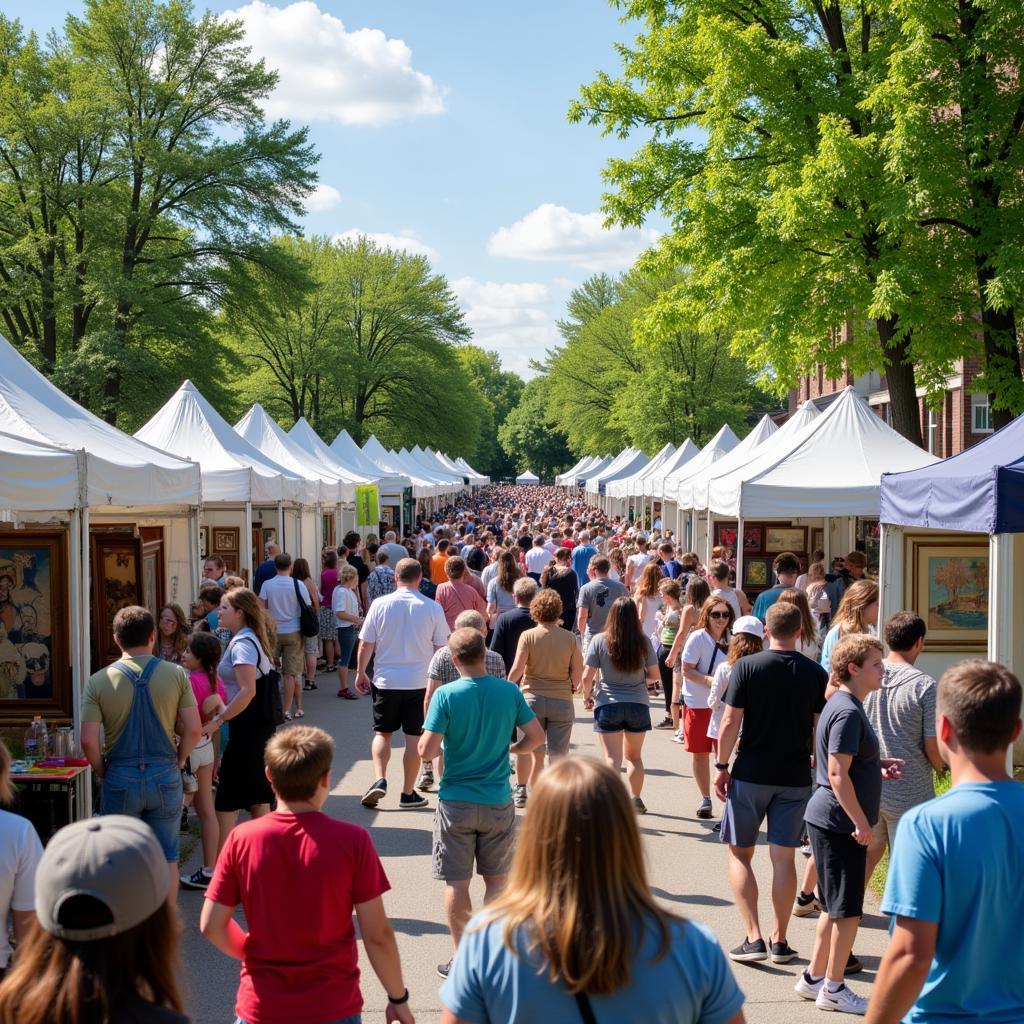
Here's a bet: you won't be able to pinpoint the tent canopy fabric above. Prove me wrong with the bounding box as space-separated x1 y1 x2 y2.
360 436 443 498
136 381 303 504
680 412 796 512
0 333 200 508
584 448 642 492
643 440 699 496
235 404 348 505
881 412 1024 534
324 428 410 497
516 470 540 483
662 425 741 500
556 454 600 486
607 443 676 499
708 387 938 517
0 432 83 512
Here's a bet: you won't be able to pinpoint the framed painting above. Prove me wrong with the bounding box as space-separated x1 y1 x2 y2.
743 557 771 589
213 527 239 554
765 526 807 554
812 528 825 556
715 524 738 550
91 534 143 669
743 526 763 552
909 538 988 651
0 530 71 722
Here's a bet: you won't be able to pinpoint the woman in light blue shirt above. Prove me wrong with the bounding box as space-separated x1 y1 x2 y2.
486 550 521 626
440 756 746 1024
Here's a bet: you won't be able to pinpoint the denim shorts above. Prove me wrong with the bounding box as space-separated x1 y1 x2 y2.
336 626 358 666
100 761 182 861
594 702 652 733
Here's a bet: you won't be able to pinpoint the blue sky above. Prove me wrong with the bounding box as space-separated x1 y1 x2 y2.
8 1 663 378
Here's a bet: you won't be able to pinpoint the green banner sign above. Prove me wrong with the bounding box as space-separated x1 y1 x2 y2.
355 484 380 527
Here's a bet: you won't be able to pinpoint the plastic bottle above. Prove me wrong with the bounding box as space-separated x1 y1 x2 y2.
24 715 48 763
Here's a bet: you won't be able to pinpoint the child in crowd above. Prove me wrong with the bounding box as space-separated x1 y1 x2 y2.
332 565 363 700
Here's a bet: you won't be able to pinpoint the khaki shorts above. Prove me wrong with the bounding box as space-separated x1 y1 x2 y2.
275 630 304 678
523 693 574 755
871 807 903 849
432 799 516 882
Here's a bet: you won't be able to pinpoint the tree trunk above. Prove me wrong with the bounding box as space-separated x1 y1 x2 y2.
877 316 923 447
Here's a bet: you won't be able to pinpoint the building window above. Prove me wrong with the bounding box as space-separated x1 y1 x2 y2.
972 394 994 434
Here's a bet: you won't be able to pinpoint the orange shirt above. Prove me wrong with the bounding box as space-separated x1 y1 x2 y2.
430 553 449 585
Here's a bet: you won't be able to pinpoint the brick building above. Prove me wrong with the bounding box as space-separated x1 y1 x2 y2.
788 357 994 458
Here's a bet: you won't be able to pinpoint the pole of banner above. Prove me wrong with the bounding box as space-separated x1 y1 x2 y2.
277 500 285 553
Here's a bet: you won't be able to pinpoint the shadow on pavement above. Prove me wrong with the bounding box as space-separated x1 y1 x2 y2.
653 887 732 908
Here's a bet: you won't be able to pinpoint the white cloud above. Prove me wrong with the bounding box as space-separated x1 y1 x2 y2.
488 203 660 271
332 229 440 261
304 183 342 213
223 1 446 125
452 277 558 378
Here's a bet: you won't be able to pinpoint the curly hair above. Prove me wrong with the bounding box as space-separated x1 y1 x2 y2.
530 589 563 624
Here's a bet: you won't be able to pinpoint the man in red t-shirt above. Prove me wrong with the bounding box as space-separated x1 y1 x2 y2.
201 726 414 1024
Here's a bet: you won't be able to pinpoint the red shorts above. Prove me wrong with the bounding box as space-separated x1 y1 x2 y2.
683 706 715 754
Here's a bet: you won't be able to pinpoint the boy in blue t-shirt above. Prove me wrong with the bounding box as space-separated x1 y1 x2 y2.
866 660 1024 1024
419 627 544 981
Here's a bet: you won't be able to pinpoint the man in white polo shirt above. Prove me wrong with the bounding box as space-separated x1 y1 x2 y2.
524 535 554 581
356 557 450 810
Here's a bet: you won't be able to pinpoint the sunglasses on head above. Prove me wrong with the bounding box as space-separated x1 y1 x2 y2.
708 610 731 620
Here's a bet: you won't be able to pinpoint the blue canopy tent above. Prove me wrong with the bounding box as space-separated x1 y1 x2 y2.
880 414 1024 765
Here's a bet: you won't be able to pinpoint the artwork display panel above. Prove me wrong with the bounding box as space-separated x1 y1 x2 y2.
908 537 988 651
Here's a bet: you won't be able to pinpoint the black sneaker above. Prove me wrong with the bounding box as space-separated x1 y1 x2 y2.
399 790 429 809
437 958 452 979
361 778 387 807
845 952 863 976
770 940 798 964
729 938 768 962
655 716 675 729
180 867 212 890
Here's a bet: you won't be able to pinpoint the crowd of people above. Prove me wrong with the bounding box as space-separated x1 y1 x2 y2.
0 483 1022 1024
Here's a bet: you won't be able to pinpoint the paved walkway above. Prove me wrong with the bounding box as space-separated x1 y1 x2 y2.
177 668 891 1023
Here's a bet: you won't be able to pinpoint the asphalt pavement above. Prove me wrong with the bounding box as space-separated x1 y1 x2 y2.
177 668 891 1023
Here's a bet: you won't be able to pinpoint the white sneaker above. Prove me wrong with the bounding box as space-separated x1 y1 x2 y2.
671 731 684 744
794 973 824 1000
815 983 868 1015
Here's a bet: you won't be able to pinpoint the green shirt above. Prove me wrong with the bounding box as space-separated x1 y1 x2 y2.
81 654 195 752
423 675 535 805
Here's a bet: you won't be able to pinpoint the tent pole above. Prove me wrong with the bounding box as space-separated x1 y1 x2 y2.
69 506 83 743
705 511 714 567
823 516 832 569
735 515 745 592
277 501 285 553
399 496 404 538
244 501 254 583
988 533 1016 773
187 506 200 605
81 503 91 690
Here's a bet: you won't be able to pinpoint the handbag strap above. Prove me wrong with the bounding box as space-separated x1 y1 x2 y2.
574 992 598 1024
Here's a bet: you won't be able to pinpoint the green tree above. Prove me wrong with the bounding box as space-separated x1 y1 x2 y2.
569 0 996 445
498 376 575 479
456 344 524 479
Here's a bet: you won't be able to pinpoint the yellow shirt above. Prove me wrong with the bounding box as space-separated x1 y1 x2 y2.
81 654 196 753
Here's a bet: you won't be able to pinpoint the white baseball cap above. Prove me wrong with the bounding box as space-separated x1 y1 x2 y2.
733 615 765 640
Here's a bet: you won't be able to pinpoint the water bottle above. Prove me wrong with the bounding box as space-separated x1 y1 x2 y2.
24 715 48 764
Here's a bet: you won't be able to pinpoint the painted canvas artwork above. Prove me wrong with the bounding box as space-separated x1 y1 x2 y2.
927 554 988 631
0 544 53 700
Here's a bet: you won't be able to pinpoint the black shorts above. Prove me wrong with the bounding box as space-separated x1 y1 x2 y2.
807 821 867 920
371 685 426 735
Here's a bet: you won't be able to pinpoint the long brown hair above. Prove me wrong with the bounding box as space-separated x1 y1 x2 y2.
634 561 662 600
696 595 734 635
153 603 188 658
497 550 521 594
480 757 678 996
224 587 276 656
832 579 879 637
727 631 764 666
291 557 312 583
684 577 711 610
777 587 816 646
0 903 183 1024
187 631 222 696
604 597 647 673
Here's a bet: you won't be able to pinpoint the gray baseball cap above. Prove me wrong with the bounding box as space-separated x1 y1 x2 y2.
36 815 167 941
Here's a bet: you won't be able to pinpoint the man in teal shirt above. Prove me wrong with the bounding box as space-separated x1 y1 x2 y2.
752 551 800 621
420 628 543 981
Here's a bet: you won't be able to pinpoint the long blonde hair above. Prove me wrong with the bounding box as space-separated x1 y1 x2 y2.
224 587 276 657
633 561 662 600
776 587 816 646
480 757 678 996
832 579 879 637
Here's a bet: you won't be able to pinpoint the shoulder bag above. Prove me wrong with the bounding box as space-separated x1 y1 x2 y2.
293 577 319 638
238 635 284 727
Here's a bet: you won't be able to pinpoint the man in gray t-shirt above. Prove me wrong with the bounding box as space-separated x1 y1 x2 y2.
575 556 628 644
863 612 945 877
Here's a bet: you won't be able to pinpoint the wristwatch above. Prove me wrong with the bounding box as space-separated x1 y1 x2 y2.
387 988 410 1005
714 761 730 772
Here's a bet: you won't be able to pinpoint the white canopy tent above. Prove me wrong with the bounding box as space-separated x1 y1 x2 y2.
584 448 639 496
360 435 442 501
136 381 306 577
402 447 462 497
556 454 601 487
516 470 540 484
706 388 938 584
410 445 465 489
0 334 202 738
607 443 676 501
325 428 411 499
450 455 489 486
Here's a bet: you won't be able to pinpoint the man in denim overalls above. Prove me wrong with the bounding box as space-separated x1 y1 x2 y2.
81 605 202 900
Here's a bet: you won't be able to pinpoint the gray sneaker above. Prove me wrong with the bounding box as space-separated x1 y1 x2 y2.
513 784 527 808
696 797 713 819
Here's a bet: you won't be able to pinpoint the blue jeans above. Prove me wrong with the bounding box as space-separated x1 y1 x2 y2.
101 761 182 860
